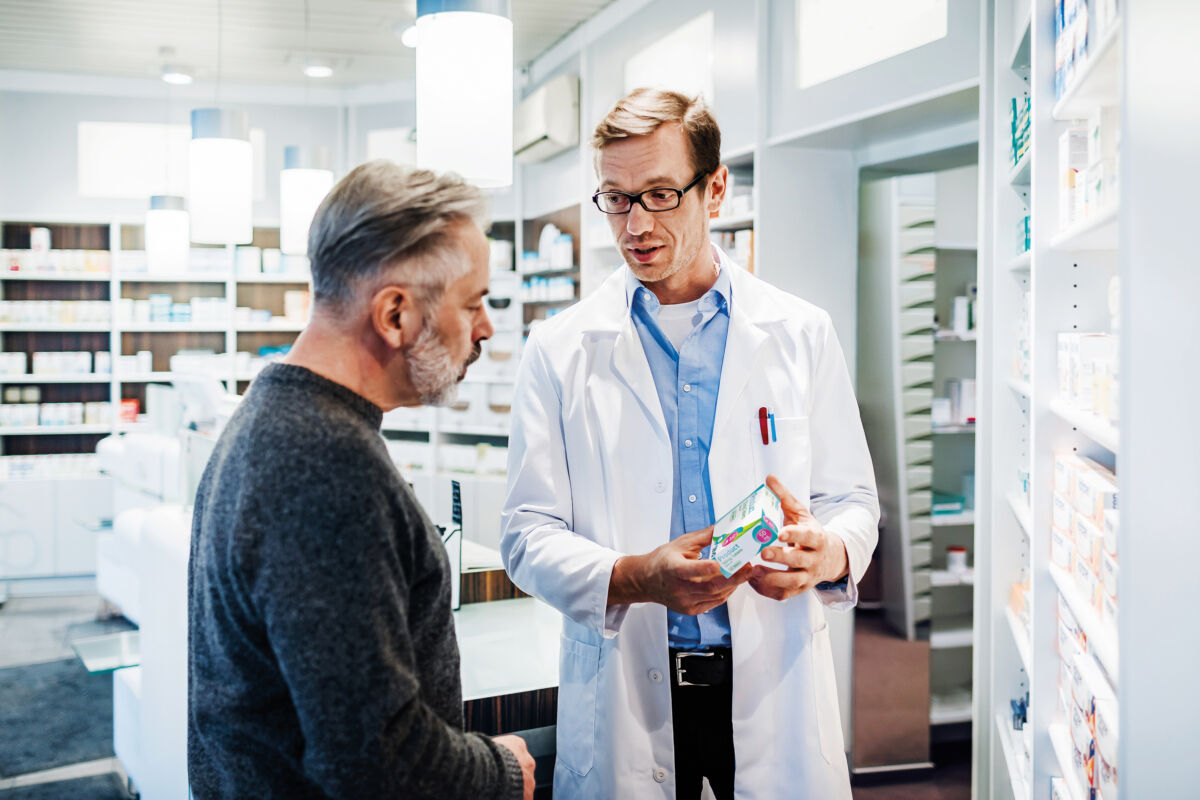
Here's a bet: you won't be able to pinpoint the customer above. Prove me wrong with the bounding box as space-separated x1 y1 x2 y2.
501 89 879 798
188 161 534 800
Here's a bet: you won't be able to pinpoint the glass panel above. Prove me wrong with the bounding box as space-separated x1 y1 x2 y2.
72 630 140 674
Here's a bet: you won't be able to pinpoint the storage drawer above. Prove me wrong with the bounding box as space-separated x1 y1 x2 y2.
909 516 932 542
900 281 936 309
904 414 932 441
898 206 935 227
900 255 936 282
900 228 936 254
911 541 932 568
899 308 935 336
912 568 932 595
913 594 932 622
901 361 934 388
901 336 934 362
908 491 932 517
903 389 934 415
907 465 933 490
906 440 933 465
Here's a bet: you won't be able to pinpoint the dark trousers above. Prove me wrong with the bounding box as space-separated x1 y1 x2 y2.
671 681 736 799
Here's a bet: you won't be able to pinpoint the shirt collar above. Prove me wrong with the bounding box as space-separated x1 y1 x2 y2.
624 243 731 315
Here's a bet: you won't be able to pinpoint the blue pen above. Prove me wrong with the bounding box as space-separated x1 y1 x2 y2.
768 407 777 443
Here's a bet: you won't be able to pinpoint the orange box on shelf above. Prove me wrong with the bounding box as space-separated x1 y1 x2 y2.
119 398 140 424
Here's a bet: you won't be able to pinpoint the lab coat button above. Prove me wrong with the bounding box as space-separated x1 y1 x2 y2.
648 668 663 683
655 480 666 493
653 767 667 783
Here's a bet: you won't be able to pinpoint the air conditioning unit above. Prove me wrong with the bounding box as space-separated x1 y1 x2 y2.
514 74 579 164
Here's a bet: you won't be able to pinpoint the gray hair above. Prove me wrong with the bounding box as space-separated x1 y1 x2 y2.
307 160 490 308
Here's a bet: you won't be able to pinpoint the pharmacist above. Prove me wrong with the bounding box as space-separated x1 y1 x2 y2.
501 89 879 799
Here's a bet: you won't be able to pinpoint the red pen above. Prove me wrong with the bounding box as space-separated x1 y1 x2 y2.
758 406 770 445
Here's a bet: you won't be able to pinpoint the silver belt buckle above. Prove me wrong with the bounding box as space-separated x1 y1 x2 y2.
673 650 715 687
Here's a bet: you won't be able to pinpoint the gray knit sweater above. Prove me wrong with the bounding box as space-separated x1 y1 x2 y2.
187 363 522 799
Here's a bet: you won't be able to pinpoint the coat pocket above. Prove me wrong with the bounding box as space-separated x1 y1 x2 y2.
750 415 813 502
556 635 601 776
809 621 845 765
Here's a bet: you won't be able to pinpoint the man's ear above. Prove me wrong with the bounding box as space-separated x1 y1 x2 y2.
369 285 421 349
706 165 729 217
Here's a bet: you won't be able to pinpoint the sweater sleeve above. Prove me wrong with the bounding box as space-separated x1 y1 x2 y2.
244 478 523 800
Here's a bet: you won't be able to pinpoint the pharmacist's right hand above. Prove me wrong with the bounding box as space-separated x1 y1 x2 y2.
607 527 753 615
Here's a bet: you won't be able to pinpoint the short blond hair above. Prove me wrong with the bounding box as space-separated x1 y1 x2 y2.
590 88 722 178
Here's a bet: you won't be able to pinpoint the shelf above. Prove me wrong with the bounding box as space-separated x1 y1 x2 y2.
930 569 975 587
931 511 975 527
1049 397 1119 453
1007 492 1032 540
995 714 1031 800
1006 251 1031 272
522 298 576 307
517 267 580 279
118 323 229 333
934 330 978 342
117 273 229 284
236 274 310 284
1007 150 1031 186
932 424 976 435
1052 21 1121 120
0 272 111 282
1049 724 1087 800
1049 562 1118 685
1009 10 1032 72
440 425 510 438
0 323 110 333
1049 205 1119 251
1007 377 1031 398
0 374 111 384
930 617 974 649
929 687 973 725
1006 606 1032 674
0 425 112 436
117 372 175 383
235 322 306 332
709 212 755 232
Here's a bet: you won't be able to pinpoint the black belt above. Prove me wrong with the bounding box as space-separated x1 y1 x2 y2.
669 647 732 687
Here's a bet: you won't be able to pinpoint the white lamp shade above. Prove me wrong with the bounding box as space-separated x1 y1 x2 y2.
189 109 253 244
145 206 190 274
416 11 513 188
280 168 333 255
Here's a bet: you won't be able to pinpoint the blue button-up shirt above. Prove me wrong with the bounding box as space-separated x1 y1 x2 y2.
627 263 732 650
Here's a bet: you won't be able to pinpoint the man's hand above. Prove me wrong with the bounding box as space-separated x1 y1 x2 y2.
749 474 850 602
608 527 753 615
493 734 535 800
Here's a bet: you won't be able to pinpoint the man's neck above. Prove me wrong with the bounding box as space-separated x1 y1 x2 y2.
643 243 720 305
281 317 418 412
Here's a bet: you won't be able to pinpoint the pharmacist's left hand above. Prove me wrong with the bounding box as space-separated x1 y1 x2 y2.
749 474 850 601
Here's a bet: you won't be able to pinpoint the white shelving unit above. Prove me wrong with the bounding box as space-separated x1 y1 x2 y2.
977 2 1199 798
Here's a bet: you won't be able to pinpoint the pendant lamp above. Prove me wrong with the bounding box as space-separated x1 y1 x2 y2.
189 108 253 244
280 146 334 256
145 195 190 274
416 0 513 188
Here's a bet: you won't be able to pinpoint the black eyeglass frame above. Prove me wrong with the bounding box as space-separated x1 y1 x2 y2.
591 172 709 215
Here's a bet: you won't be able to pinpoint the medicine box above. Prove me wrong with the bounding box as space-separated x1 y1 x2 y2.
710 483 786 578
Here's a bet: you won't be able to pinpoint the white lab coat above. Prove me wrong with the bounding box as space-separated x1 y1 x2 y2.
501 246 879 799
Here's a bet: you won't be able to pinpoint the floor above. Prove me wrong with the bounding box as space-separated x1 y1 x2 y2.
0 592 131 798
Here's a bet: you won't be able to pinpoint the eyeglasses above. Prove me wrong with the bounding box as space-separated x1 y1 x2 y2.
592 172 708 215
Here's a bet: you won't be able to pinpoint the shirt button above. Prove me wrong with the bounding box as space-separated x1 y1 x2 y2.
653 767 667 783
688 494 697 503
654 480 666 493
648 668 663 683
684 439 693 448
682 384 692 393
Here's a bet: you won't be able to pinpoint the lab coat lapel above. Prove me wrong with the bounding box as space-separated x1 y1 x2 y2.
610 312 669 443
712 274 771 447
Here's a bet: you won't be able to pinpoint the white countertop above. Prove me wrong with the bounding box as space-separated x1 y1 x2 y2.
454 597 561 701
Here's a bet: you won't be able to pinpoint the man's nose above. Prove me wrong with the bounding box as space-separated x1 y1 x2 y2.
625 202 654 236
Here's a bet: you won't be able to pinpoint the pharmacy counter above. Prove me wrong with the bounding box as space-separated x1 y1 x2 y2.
455 596 561 735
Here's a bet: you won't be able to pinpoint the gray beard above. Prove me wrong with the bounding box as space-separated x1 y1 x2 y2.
405 322 462 407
